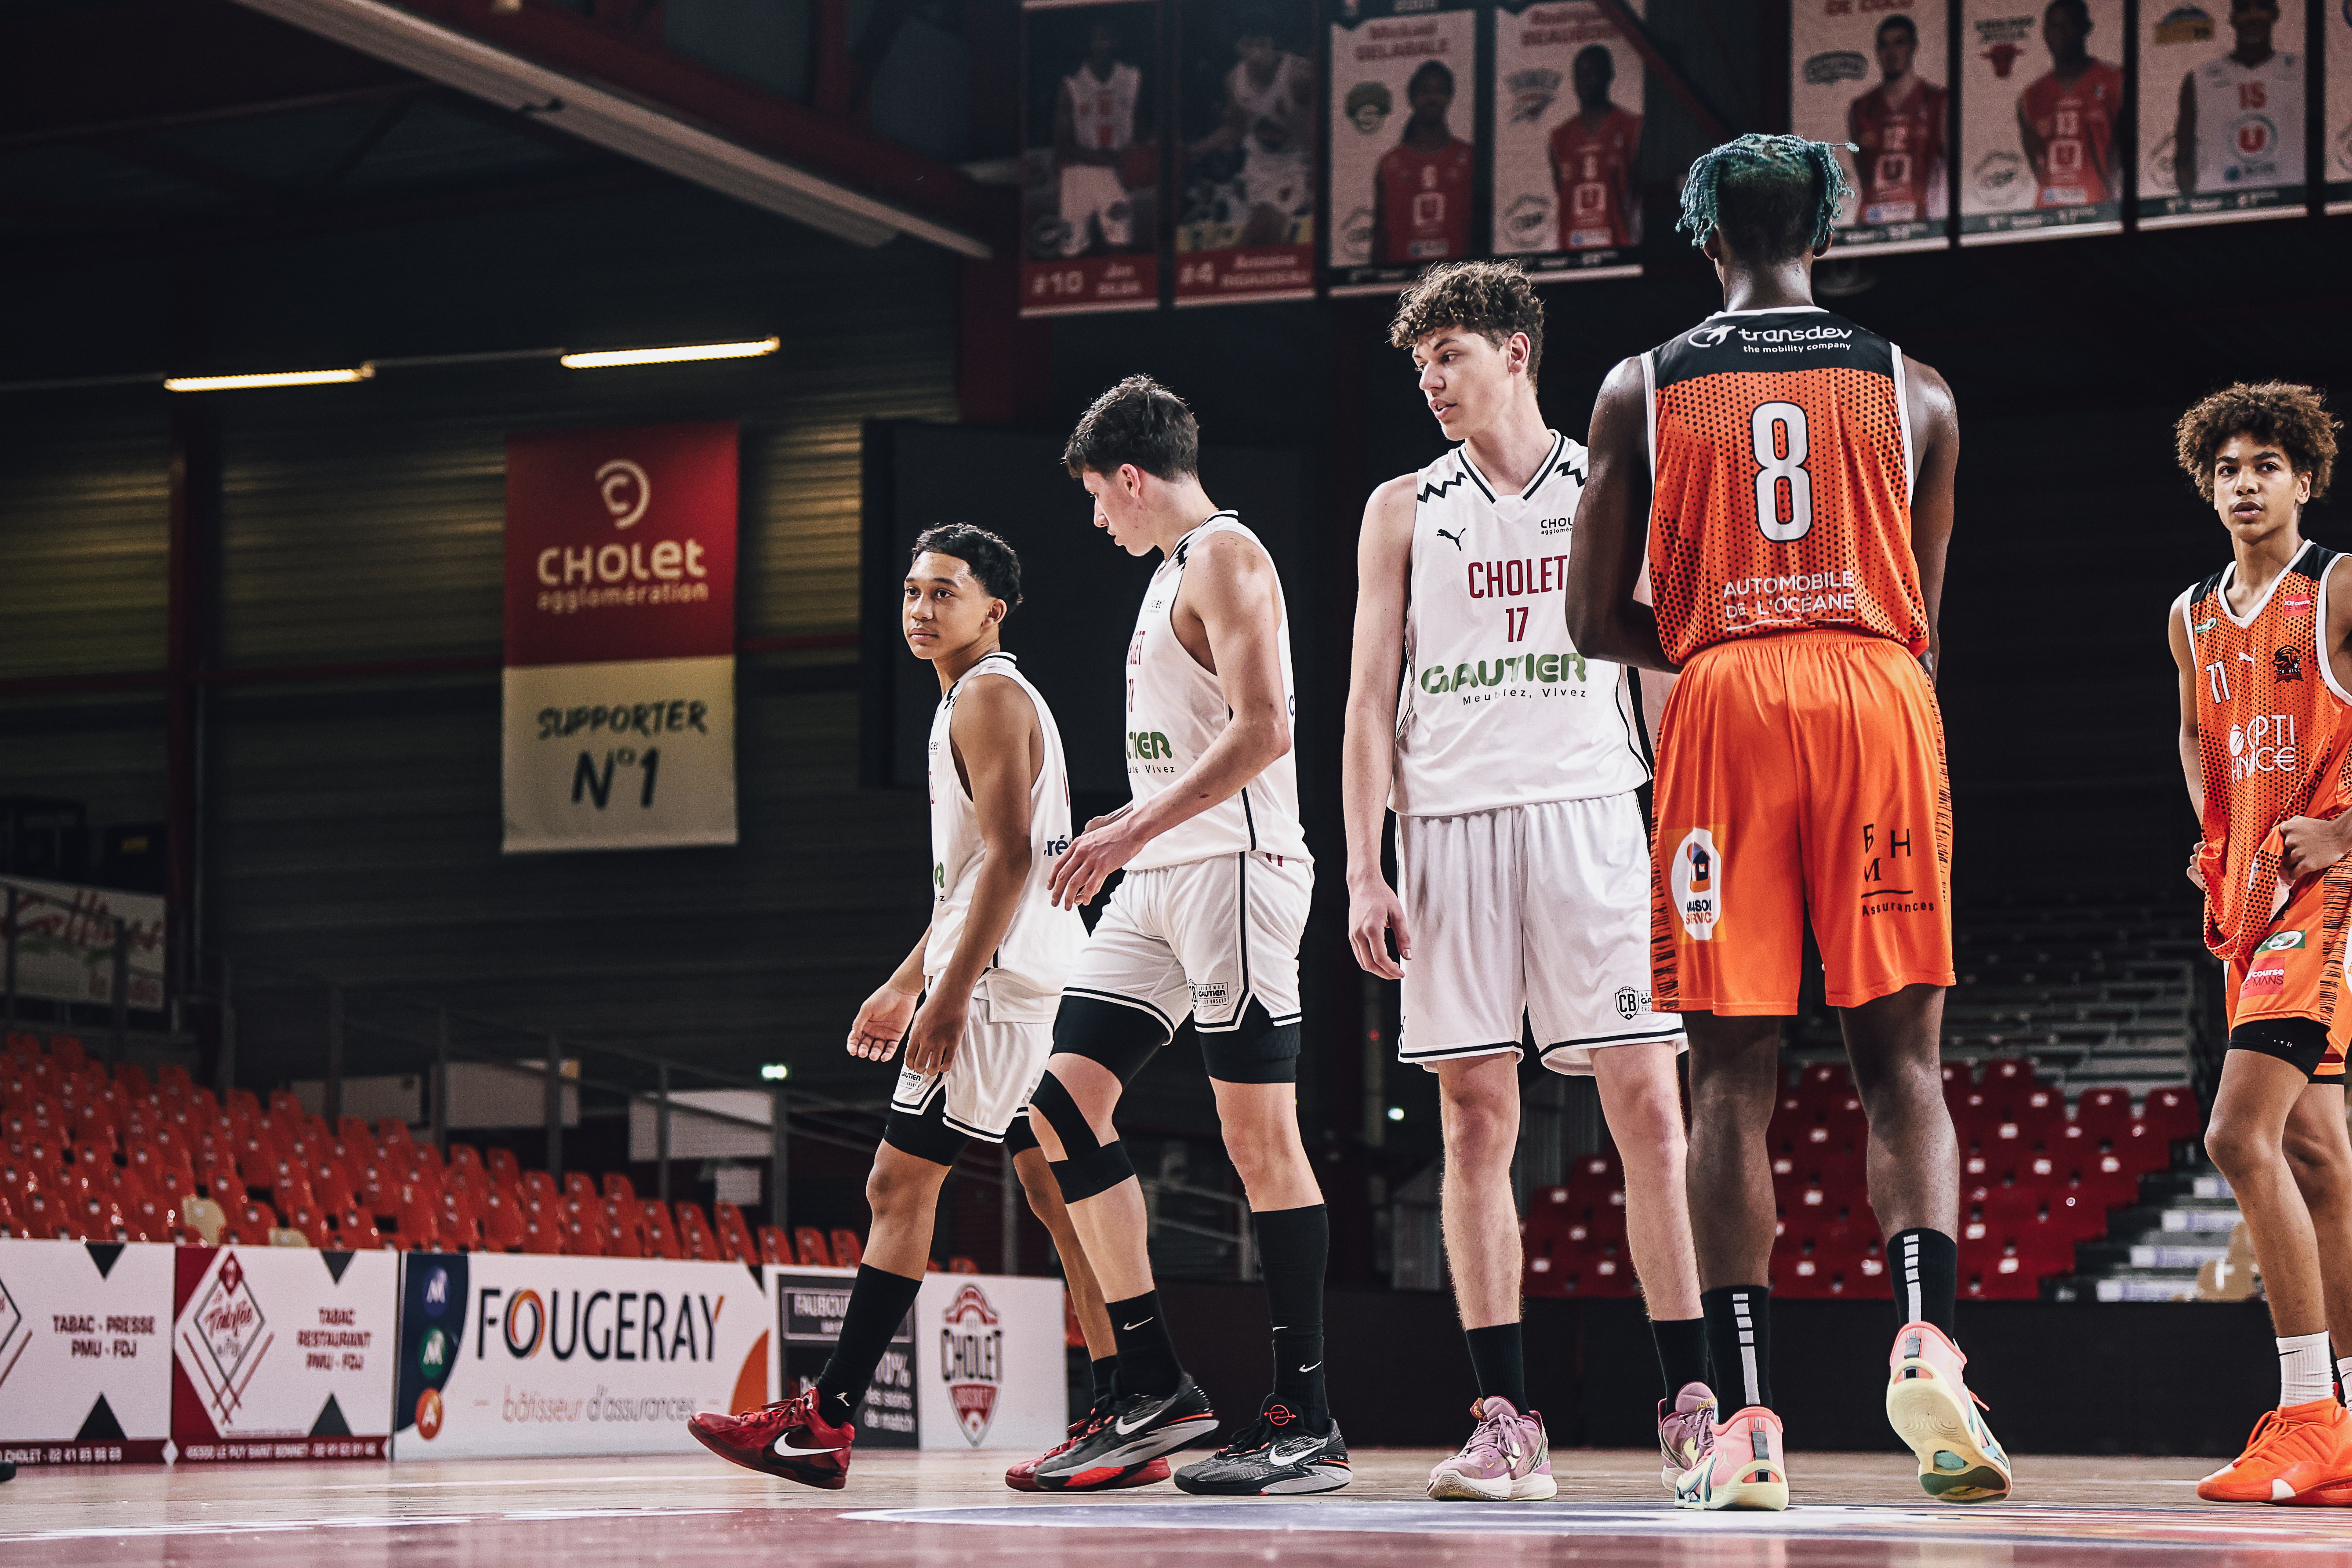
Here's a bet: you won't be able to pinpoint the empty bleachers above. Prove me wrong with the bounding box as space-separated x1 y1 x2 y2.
0 1029 982 1270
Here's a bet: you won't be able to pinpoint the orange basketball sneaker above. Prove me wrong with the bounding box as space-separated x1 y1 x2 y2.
2199 1399 2352 1503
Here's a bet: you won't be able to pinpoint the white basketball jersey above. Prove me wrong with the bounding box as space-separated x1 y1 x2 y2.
2193 52 2303 190
1392 432 1650 818
926 652 1086 998
1067 62 1141 154
1123 514 1311 872
1229 54 1312 157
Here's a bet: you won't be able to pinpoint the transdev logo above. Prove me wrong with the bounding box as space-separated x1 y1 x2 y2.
940 1283 1004 1446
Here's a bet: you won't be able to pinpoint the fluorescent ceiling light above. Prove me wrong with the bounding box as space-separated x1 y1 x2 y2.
163 365 374 392
560 338 780 370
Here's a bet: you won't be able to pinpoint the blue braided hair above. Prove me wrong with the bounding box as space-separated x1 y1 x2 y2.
1675 133 1857 257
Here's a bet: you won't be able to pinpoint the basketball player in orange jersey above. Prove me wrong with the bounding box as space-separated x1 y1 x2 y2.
2168 384 2352 1505
1548 45 1642 252
1847 15 1947 226
1566 134 2010 1511
1373 61 1474 267
2017 0 2124 209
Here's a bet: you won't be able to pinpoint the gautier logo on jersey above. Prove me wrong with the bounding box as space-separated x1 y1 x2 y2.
1671 829 1722 942
1419 650 1587 695
939 1284 1003 1445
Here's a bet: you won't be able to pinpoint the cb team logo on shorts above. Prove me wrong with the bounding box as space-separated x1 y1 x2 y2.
1670 829 1722 942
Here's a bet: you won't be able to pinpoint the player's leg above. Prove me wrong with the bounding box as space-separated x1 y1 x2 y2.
1797 635 2002 1502
1652 639 1805 1512
686 1104 955 1488
2284 1082 2352 1381
1526 791 1709 1487
1168 853 1349 1496
1394 808 1554 1501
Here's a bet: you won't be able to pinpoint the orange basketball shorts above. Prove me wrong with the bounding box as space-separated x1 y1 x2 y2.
1650 630 1955 1015
2223 855 2352 1081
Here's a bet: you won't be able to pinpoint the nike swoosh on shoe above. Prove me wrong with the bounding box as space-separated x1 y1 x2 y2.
772 1438 844 1457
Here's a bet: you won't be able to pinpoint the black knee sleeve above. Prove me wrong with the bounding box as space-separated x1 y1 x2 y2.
1029 1071 1134 1201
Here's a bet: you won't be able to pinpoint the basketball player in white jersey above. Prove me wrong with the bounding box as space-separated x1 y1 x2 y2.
1057 20 1144 258
1190 9 1314 248
2172 0 2303 199
690 526 1150 1491
1344 261 1711 1501
1025 376 1347 1497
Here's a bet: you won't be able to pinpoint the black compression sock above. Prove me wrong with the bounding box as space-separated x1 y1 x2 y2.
1702 1285 1774 1413
1888 1228 1959 1337
813 1263 925 1426
1651 1316 1710 1401
1091 1354 1118 1405
1463 1322 1530 1413
1253 1204 1331 1430
1107 1289 1185 1399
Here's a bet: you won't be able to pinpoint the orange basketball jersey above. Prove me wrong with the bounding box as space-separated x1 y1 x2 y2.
1644 308 1929 668
2184 543 2352 966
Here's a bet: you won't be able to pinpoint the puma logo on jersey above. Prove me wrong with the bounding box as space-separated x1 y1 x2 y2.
1435 527 1466 551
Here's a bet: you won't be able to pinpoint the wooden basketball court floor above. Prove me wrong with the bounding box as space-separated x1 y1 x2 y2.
5 1448 2349 1566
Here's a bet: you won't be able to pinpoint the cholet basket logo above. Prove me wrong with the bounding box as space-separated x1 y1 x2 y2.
940 1283 1005 1446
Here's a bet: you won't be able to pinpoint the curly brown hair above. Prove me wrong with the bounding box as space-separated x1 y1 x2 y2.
2174 381 2339 503
1387 260 1545 385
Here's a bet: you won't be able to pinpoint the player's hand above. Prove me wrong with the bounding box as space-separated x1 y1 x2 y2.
2277 817 2350 881
2185 847 2206 893
1050 812 1143 909
904 991 967 1077
1347 877 1412 980
847 982 918 1062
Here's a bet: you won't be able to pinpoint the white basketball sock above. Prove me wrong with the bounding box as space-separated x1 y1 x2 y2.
2278 1332 2333 1408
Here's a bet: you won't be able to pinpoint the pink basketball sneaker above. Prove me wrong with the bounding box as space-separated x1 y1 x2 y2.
1673 1403 1787 1512
1425 1396 1556 1501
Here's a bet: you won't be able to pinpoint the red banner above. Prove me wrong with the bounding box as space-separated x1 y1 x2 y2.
503 422 739 668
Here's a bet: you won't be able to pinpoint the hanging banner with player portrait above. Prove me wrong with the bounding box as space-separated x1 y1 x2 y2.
1957 0 2128 243
1327 0 1479 296
1173 0 1320 304
1020 1 1161 317
502 422 739 855
1490 1 1645 281
2138 0 2307 227
2331 0 2352 211
1790 0 1953 254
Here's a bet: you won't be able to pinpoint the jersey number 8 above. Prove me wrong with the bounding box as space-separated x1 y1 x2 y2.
1749 401 1814 543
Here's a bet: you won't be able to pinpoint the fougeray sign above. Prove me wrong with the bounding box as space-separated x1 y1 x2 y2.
501 421 740 853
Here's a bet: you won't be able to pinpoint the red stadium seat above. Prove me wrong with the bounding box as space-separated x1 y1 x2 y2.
601 1172 637 1207
713 1201 756 1264
793 1226 833 1267
758 1225 793 1266
829 1228 866 1268
2139 1086 2201 1143
639 1200 683 1260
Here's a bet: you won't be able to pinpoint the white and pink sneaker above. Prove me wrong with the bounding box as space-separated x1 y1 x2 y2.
1657 1381 1718 1493
1426 1396 1556 1501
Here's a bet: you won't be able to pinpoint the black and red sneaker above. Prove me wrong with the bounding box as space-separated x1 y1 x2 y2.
688 1390 855 1489
1006 1400 1173 1492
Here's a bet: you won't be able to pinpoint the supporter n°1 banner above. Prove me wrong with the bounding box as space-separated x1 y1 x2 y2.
1173 0 1320 304
1957 0 2128 243
2138 0 2307 228
0 1239 172 1466
1490 1 1646 282
1327 0 1479 296
1020 0 1162 316
2330 0 2352 211
390 1252 770 1458
1791 0 1953 254
171 1245 398 1461
502 422 739 853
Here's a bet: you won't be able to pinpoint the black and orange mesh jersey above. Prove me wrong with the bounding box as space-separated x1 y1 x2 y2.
2185 542 2352 966
1644 306 1930 666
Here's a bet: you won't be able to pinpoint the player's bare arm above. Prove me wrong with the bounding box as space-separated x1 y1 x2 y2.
1341 474 1419 980
2016 100 2045 183
905 675 1043 1074
849 926 929 1062
1049 530 1290 908
1563 354 1674 672
2173 71 2198 194
2170 590 2207 891
1904 354 1959 681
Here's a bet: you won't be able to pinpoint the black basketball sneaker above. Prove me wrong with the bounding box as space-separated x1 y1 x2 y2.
1033 1377 1218 1489
1173 1396 1350 1496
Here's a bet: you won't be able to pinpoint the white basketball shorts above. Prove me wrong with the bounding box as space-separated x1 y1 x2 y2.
889 975 1055 1142
1396 793 1685 1073
1058 163 1133 254
1063 850 1311 1081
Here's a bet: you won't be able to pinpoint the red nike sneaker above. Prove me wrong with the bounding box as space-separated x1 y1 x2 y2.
1006 1403 1172 1492
688 1391 854 1489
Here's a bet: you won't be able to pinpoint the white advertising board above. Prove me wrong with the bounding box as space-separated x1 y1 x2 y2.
0 1239 173 1465
171 1245 399 1461
391 1251 772 1458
